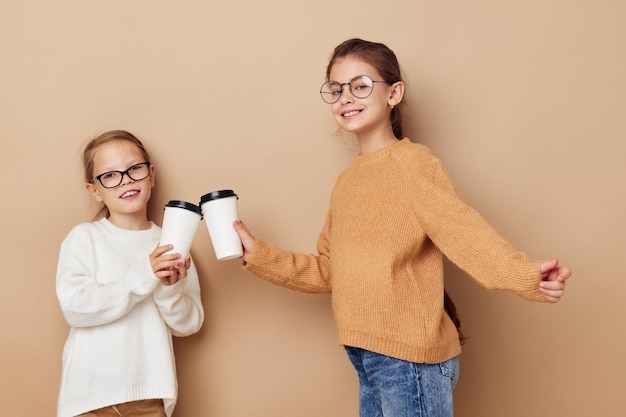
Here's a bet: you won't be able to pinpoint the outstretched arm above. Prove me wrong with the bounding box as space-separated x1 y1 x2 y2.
539 258 571 302
232 218 332 293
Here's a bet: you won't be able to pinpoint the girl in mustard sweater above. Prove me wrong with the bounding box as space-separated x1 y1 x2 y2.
233 38 570 417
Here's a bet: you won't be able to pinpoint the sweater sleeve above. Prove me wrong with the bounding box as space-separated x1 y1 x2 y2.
242 210 333 294
56 226 160 327
152 258 204 337
405 151 545 302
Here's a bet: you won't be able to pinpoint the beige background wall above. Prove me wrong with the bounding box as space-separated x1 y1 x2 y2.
1 1 624 416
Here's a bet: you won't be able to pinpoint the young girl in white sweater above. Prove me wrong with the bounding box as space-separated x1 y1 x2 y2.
56 130 204 417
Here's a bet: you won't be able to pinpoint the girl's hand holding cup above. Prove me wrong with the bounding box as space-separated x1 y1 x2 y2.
233 220 255 264
150 244 189 286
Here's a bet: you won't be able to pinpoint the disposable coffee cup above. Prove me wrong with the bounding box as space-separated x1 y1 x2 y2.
200 190 243 261
160 200 203 260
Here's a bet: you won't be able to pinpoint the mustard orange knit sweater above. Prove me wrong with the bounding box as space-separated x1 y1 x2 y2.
244 138 545 364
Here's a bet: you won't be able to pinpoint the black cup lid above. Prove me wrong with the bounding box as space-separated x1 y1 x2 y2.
199 189 238 205
164 200 202 215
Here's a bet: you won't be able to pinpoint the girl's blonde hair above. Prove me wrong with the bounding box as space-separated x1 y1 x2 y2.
82 130 151 221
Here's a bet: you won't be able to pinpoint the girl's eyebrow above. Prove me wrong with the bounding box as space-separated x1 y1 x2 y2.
97 159 144 172
329 74 376 83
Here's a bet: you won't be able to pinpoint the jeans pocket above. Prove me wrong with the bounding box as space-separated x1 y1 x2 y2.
438 356 460 388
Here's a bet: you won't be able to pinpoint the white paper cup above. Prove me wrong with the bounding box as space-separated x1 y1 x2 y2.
160 200 203 260
200 190 243 261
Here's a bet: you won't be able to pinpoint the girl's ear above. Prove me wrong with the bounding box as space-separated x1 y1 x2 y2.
84 182 103 202
388 81 405 107
149 164 156 189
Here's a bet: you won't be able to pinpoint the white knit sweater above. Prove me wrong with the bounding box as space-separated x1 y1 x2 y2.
56 218 204 417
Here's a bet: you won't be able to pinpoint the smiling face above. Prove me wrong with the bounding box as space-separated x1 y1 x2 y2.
328 56 404 148
84 139 155 229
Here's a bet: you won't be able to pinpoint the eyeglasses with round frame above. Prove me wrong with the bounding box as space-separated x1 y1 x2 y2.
320 75 390 104
92 162 151 189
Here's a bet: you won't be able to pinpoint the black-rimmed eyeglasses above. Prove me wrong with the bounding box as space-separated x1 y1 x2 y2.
320 75 389 104
92 162 151 189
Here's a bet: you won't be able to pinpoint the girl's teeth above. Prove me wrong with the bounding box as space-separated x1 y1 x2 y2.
121 190 138 198
344 110 360 117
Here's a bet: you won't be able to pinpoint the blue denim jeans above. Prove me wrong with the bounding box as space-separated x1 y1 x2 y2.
346 347 459 417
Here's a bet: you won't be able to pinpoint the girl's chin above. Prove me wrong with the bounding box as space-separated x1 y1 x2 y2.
336 120 360 132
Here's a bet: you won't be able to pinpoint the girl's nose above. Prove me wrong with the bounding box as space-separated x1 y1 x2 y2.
120 172 135 185
339 89 354 104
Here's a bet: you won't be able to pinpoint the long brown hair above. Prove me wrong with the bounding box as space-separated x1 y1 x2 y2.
325 38 406 139
82 130 151 221
444 290 466 345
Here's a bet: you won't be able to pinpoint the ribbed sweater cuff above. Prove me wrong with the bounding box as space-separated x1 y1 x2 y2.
496 258 546 302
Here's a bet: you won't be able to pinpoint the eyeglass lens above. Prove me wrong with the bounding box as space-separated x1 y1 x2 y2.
320 75 375 104
96 162 150 188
